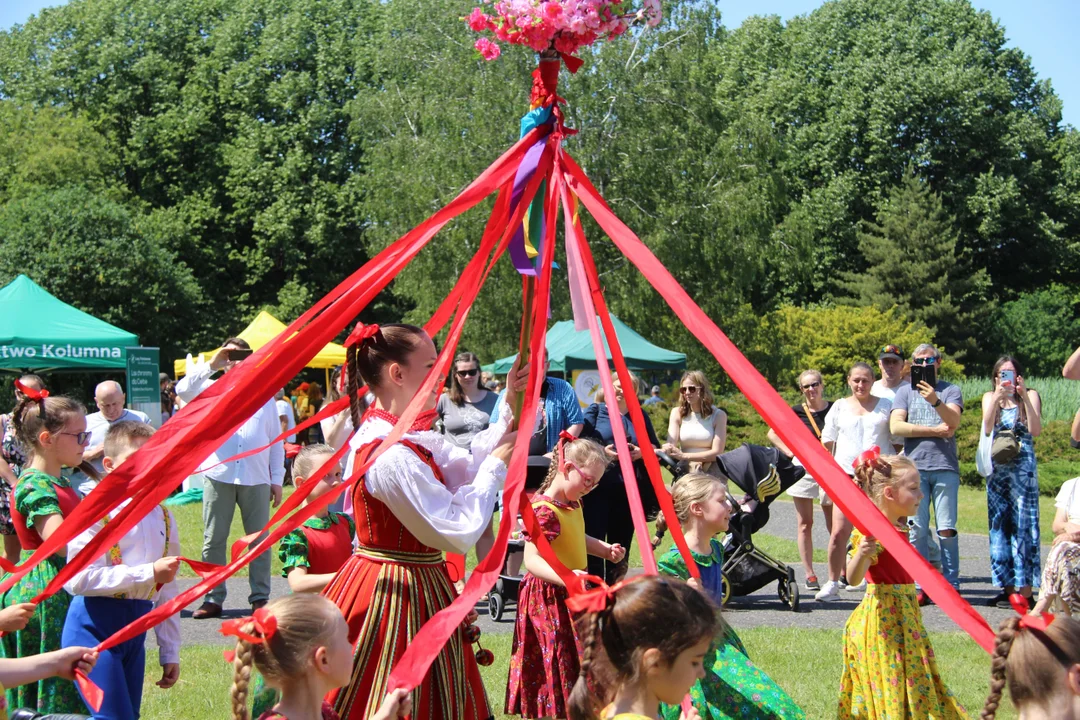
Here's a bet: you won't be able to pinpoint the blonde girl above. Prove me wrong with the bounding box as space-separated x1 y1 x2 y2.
839 450 966 719
981 610 1080 719
567 575 715 720
506 436 624 719
226 594 410 720
656 474 804 720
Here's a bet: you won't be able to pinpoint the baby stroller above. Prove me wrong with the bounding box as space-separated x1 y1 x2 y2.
488 456 551 622
657 443 805 611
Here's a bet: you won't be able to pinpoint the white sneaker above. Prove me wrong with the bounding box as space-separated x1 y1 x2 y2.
847 580 867 591
815 580 842 602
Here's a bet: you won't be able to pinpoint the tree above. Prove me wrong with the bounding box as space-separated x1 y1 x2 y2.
841 172 990 363
989 285 1080 376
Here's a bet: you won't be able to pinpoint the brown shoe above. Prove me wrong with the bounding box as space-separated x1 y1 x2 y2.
192 602 223 620
251 600 268 613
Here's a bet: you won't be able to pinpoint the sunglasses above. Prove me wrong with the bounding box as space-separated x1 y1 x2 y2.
60 431 91 445
801 381 822 390
912 357 937 366
679 386 701 395
456 369 479 378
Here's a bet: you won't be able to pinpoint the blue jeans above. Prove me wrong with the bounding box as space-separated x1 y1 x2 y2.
909 469 961 588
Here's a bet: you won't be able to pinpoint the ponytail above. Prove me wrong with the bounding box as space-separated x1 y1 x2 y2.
981 617 1020 719
230 635 256 720
567 607 608 720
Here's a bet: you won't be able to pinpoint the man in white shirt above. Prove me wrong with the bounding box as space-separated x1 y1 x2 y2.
275 389 297 441
80 380 150 492
871 343 907 401
175 337 285 619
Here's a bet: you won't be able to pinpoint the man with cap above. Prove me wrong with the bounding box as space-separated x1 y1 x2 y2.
871 344 907 401
643 385 664 406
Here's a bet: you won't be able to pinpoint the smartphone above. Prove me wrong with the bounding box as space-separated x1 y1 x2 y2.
1000 369 1016 394
911 364 937 390
227 348 253 362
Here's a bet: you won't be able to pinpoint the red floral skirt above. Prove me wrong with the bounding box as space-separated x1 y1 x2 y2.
505 573 582 718
323 547 492 720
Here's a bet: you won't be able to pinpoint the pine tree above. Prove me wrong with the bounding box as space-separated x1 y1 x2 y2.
841 172 991 363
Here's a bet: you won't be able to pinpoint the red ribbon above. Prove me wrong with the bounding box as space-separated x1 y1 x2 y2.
220 606 279 661
559 52 584 73
1010 593 1054 632
565 574 636 614
75 668 103 712
344 322 381 348
14 379 48 401
556 429 576 469
853 445 881 471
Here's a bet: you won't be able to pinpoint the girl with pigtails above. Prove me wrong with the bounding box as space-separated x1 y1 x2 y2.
839 448 967 719
505 434 626 719
224 594 410 720
325 323 521 720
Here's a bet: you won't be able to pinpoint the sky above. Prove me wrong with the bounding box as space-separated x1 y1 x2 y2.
2 0 1077 127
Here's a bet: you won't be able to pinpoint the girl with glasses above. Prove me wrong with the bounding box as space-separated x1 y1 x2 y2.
769 370 834 591
0 388 93 715
662 370 727 484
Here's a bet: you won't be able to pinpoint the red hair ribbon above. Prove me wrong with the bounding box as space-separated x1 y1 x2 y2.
345 323 381 349
557 430 576 470
853 445 881 471
220 606 278 662
14 379 48 401
1010 593 1054 632
565 574 635 614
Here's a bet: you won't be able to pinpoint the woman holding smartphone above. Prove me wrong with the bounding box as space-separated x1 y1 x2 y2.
981 356 1042 608
581 372 661 584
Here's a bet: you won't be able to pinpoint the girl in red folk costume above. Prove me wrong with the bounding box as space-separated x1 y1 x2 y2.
506 435 624 719
325 323 520 720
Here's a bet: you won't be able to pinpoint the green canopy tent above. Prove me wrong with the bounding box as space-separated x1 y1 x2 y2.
483 316 686 374
0 274 138 372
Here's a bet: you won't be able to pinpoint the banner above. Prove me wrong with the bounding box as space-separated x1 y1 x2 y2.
125 347 161 428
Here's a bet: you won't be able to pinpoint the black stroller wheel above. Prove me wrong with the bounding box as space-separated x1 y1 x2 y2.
720 573 731 607
778 579 800 611
489 591 505 622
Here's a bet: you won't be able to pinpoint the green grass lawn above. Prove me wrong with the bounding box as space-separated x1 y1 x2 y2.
142 627 1013 720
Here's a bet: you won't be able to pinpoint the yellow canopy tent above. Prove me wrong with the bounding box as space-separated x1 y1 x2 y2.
173 311 347 386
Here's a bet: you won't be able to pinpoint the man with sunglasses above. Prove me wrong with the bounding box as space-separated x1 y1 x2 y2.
871 344 907 401
890 344 964 602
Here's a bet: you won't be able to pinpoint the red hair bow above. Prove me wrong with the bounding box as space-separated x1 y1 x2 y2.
220 606 278 662
557 430 576 469
345 322 381 348
1010 593 1054 632
853 445 881 471
565 574 632 614
558 430 576 444
14 379 48 402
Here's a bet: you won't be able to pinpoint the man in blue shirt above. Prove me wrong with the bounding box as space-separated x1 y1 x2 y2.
489 361 583 454
642 385 664 406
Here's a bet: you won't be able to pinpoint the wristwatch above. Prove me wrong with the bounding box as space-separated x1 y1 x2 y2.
932 399 942 408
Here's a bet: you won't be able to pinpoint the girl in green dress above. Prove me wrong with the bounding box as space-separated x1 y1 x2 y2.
566 575 716 720
0 389 91 715
657 473 805 720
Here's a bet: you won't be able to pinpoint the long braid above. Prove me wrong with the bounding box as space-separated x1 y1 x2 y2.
568 609 607 720
346 343 363 429
230 635 256 720
537 453 559 494
981 617 1021 719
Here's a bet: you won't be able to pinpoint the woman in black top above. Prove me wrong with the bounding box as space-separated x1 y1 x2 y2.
767 369 833 591
580 372 661 584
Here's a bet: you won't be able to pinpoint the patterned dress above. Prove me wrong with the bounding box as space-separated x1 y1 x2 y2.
0 414 27 536
0 469 88 715
506 495 586 719
987 407 1041 589
838 529 967 719
657 540 804 720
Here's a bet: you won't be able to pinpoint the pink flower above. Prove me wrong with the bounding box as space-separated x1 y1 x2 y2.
467 7 491 32
543 2 563 18
475 37 502 61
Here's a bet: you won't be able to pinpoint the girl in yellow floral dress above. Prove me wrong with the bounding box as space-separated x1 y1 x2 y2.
840 449 968 719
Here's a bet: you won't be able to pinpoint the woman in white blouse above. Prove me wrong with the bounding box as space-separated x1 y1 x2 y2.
815 362 901 602
662 370 727 482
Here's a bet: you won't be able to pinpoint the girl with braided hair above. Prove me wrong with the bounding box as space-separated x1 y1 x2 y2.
566 575 715 720
839 449 967 719
506 435 623 719
0 385 92 714
225 594 410 720
327 323 521 720
980 607 1080 719
656 473 804 720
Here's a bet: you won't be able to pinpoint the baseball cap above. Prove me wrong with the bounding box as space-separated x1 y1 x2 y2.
879 344 904 361
159 372 170 382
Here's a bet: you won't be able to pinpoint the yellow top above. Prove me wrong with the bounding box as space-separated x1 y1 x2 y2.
532 495 587 571
0 680 7 720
